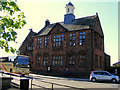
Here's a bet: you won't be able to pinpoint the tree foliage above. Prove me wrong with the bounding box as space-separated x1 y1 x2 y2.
0 0 26 53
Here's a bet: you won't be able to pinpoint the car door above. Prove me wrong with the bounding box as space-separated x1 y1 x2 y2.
96 72 103 80
102 72 111 81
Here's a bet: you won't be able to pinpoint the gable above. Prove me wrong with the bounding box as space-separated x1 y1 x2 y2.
22 30 35 45
48 23 68 35
93 15 104 36
20 30 36 55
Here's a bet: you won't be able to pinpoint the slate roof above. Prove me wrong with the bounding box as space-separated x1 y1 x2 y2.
36 14 103 37
60 24 90 31
37 24 55 36
72 15 96 26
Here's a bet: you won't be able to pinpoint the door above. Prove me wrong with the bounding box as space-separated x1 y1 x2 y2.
95 72 103 80
102 72 111 81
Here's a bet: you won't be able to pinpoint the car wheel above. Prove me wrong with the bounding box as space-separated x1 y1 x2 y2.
111 79 117 83
91 78 97 82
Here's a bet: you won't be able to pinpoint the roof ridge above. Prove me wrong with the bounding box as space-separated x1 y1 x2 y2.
75 14 97 20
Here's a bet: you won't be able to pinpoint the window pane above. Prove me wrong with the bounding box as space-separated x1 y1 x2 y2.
38 57 41 60
80 36 82 39
56 35 58 38
83 36 85 39
61 56 63 59
73 42 75 46
53 60 55 65
73 37 75 40
55 56 57 59
59 39 61 41
83 32 85 35
70 33 72 36
61 61 63 66
83 55 85 59
79 40 82 45
43 61 46 66
73 33 75 36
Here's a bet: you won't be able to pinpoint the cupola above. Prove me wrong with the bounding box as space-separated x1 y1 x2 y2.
65 1 75 14
64 2 75 24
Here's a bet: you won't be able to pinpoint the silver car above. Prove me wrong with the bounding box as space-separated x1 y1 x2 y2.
89 71 119 83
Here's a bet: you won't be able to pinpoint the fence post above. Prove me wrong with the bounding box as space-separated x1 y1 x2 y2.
31 79 33 89
52 83 53 90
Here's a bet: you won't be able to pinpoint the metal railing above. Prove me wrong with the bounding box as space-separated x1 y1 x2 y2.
0 71 86 90
30 78 86 90
0 71 21 88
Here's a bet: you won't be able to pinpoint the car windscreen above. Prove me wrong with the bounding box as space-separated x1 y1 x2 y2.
16 56 29 68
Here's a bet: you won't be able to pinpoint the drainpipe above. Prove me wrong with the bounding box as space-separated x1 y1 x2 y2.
91 30 94 71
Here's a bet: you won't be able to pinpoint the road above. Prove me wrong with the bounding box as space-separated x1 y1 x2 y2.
1 73 120 90
27 74 120 90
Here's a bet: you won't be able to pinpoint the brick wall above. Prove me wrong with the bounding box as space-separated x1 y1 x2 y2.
31 26 105 77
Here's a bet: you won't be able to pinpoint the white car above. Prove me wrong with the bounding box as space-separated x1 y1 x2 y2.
89 71 119 83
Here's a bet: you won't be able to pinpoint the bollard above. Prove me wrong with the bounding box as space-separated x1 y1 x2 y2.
20 77 29 90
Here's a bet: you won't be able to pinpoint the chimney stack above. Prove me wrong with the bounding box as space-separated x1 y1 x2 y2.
45 19 50 27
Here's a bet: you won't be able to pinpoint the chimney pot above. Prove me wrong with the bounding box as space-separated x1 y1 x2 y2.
45 19 50 26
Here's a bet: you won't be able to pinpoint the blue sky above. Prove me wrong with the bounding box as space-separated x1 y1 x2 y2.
0 0 119 65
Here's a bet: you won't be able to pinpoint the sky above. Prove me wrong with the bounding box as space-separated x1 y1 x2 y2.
0 0 119 65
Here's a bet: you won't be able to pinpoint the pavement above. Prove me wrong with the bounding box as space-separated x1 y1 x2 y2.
65 77 90 81
29 73 90 81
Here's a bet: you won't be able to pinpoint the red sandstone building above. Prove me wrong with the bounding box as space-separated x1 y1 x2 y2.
20 2 110 77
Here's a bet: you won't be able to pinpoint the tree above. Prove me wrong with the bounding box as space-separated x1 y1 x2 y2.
0 0 26 53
